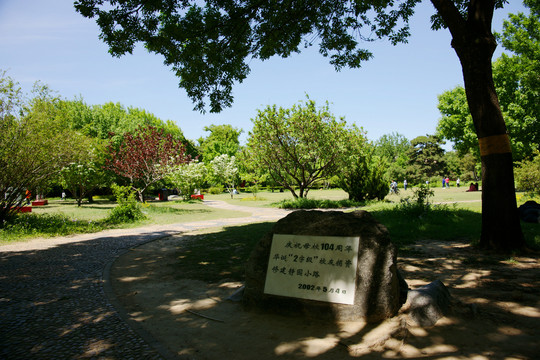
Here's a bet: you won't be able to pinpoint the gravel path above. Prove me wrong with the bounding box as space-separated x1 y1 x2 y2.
0 201 289 360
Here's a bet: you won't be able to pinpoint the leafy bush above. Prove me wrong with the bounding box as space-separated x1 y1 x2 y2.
275 198 364 209
514 152 540 196
337 153 389 202
396 183 435 217
106 184 146 223
207 185 225 194
0 213 104 242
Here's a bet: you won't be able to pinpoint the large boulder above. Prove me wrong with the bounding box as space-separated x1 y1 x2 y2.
243 210 407 322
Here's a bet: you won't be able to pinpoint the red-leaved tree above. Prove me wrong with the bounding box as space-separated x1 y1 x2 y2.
105 126 190 201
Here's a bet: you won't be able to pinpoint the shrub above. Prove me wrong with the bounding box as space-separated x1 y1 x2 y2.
0 213 105 242
106 184 146 223
514 152 540 196
275 198 364 209
207 185 225 194
396 183 435 217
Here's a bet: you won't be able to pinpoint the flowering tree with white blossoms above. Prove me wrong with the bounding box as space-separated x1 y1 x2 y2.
210 154 238 198
167 160 207 200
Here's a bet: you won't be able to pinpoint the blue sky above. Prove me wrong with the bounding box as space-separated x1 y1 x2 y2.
0 0 526 146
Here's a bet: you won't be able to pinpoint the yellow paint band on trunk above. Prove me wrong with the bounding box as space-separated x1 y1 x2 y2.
478 134 512 156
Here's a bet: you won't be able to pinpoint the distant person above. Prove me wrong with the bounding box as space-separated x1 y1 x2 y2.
456 178 460 188
403 179 407 190
61 191 66 200
390 180 398 194
442 177 446 188
445 177 450 188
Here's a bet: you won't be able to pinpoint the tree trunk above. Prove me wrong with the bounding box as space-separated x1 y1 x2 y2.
433 0 524 251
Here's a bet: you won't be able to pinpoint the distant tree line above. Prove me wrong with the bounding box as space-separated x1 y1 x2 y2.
2 68 538 226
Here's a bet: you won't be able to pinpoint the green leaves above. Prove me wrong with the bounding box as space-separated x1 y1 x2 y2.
198 124 242 163
0 72 97 221
75 0 421 113
246 97 349 198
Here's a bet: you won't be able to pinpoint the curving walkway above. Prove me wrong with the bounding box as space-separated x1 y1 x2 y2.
0 201 289 360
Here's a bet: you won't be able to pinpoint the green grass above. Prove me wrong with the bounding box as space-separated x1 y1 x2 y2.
274 197 366 209
371 204 482 246
210 187 484 210
0 198 250 245
0 213 111 242
170 222 275 283
2 188 538 251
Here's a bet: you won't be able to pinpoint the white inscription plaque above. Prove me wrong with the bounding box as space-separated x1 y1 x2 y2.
264 234 359 305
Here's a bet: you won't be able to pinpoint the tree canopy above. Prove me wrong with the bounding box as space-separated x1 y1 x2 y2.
75 0 420 113
336 126 388 201
245 98 348 198
406 135 447 184
197 124 243 163
374 132 411 182
105 125 190 201
0 73 93 221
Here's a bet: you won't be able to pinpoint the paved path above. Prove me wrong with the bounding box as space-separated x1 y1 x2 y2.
0 201 289 360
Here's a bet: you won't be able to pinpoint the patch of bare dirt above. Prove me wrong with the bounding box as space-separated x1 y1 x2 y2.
110 235 540 359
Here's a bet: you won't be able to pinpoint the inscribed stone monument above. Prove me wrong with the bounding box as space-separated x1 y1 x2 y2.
243 210 408 322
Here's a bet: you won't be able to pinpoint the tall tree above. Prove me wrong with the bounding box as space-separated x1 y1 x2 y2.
436 86 478 157
374 132 411 182
437 2 539 162
405 135 447 184
494 0 539 160
198 124 243 163
105 125 190 201
430 0 527 250
0 73 91 222
75 0 525 251
245 98 348 199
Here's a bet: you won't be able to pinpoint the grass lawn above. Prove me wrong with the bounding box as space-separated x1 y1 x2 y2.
1 187 537 249
0 198 250 244
213 186 484 210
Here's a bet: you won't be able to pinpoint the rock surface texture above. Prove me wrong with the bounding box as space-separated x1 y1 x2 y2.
405 280 453 327
243 210 408 322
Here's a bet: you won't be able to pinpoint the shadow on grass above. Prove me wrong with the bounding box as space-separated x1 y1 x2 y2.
371 205 538 251
170 222 275 283
371 206 482 249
